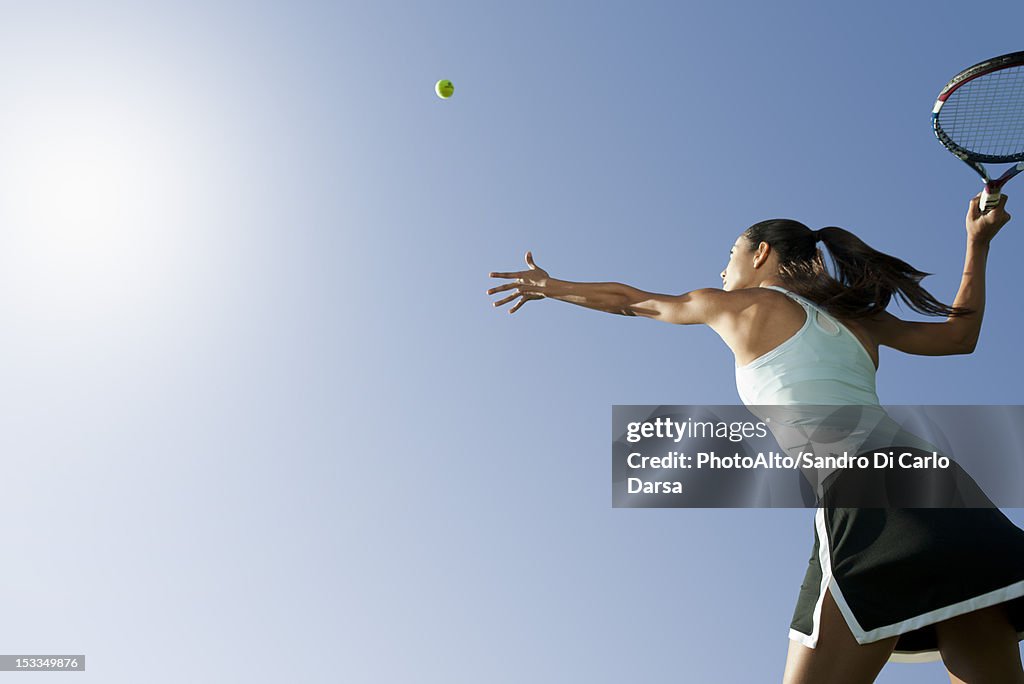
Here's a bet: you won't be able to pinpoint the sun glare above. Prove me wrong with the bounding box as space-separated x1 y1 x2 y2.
3 87 181 318
22 116 143 250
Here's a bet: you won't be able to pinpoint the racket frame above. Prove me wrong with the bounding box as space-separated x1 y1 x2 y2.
932 51 1024 211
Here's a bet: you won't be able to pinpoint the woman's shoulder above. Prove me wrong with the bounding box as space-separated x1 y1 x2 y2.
708 286 808 329
727 286 807 312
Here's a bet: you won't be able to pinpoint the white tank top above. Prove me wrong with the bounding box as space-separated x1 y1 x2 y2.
734 286 879 407
732 287 947 499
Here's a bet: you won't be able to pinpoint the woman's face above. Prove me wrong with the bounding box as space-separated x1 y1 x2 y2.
721 235 755 291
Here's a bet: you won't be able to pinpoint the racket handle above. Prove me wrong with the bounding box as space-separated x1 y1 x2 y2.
980 185 1001 213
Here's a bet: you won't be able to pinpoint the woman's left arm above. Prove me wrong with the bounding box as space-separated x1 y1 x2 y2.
487 251 735 324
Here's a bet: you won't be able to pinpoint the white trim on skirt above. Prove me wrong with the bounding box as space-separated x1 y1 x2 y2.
787 507 1024 664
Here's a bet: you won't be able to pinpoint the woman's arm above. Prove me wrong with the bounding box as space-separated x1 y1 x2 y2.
487 251 728 324
545 280 727 323
867 194 1011 355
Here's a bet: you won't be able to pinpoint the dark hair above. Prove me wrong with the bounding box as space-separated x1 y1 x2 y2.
742 219 969 319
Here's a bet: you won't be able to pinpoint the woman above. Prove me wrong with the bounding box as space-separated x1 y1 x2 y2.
487 194 1024 683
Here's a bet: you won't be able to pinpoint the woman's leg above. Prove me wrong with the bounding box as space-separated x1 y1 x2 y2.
936 603 1024 684
782 587 897 684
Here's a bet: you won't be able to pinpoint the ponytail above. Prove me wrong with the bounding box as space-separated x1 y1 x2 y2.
743 219 969 319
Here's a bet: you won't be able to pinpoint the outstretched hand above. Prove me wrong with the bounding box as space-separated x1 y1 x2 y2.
967 193 1011 244
487 251 550 314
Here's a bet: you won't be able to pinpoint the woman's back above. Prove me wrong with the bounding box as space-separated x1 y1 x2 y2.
735 286 880 406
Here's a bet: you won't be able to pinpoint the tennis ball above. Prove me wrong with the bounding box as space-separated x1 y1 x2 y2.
435 79 454 99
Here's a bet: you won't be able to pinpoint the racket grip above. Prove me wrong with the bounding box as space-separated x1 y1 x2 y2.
980 185 1001 213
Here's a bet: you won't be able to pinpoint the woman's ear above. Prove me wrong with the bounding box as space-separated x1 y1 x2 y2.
753 241 771 268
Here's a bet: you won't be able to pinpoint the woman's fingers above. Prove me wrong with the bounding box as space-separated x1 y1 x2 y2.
489 256 543 314
509 295 532 314
968 194 981 220
488 283 540 297
997 194 1011 221
983 195 1011 225
508 292 543 314
493 292 518 307
487 282 520 295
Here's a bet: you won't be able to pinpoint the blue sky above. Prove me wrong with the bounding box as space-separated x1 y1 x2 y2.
1 1 1023 682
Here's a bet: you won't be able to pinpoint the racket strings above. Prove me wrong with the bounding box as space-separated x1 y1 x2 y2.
939 65 1024 159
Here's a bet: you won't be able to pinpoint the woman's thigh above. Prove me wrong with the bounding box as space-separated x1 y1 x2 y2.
935 603 1024 684
783 587 897 684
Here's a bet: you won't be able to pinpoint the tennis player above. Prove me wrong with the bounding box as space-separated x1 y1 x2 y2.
488 194 1023 683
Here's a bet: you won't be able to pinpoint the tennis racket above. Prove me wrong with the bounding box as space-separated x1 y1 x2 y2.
932 51 1024 212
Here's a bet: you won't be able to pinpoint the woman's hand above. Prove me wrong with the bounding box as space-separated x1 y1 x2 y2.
966 193 1011 245
487 251 550 314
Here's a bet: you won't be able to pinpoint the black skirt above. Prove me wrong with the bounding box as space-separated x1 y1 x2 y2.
790 507 1024 663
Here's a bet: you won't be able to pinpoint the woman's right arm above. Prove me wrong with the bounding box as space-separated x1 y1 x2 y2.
487 251 731 324
867 194 1011 355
